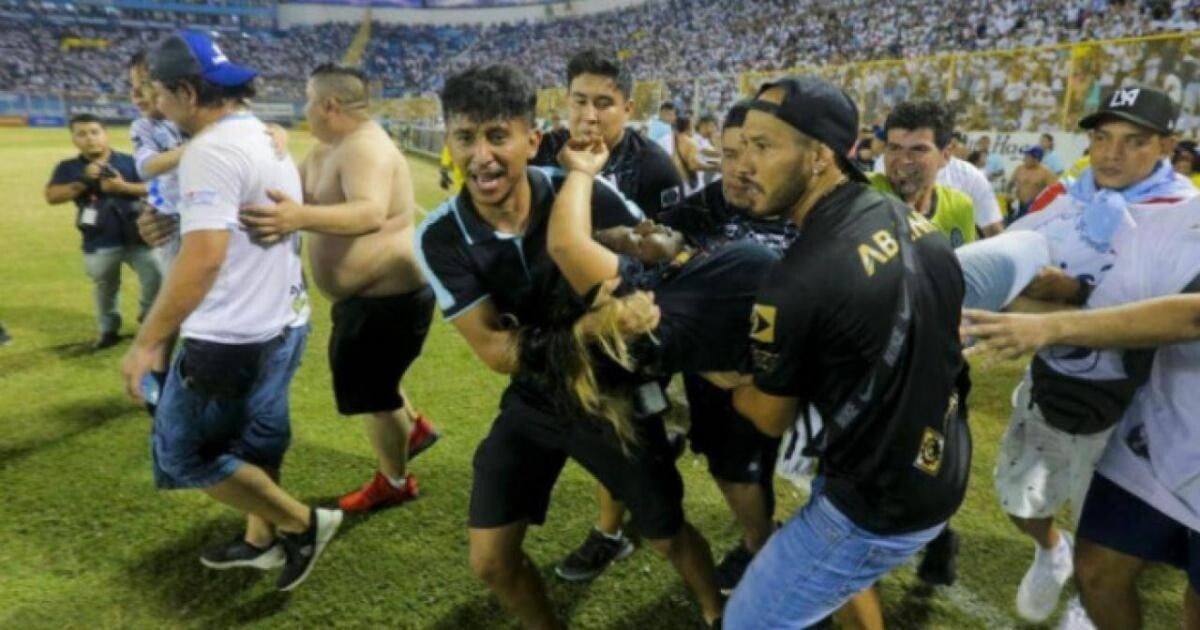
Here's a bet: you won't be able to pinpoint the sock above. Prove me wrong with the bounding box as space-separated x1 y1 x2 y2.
386 473 408 489
598 527 624 541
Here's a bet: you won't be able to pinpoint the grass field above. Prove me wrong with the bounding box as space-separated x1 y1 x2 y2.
0 126 1186 629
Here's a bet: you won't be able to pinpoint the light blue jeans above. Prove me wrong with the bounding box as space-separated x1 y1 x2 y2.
725 487 945 629
82 245 162 334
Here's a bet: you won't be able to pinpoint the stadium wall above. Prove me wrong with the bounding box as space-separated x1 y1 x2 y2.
279 0 647 26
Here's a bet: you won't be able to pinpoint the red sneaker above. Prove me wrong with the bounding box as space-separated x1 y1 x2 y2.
338 472 419 513
408 414 440 460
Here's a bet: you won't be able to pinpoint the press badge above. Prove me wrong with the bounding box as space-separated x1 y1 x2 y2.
79 205 99 227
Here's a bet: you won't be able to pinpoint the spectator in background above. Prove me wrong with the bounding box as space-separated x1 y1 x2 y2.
1007 146 1058 224
1039 133 1066 174
975 135 1008 193
648 100 678 155
949 130 971 160
1172 140 1200 188
44 114 160 349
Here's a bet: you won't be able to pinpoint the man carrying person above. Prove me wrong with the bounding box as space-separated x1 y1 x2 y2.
1006 145 1058 225
120 31 339 591
992 85 1196 625
46 114 161 349
238 63 439 513
534 49 680 220
530 49 688 582
715 76 972 628
416 64 723 629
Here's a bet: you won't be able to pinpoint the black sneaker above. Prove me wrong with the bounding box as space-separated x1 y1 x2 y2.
714 543 755 595
554 528 635 582
917 527 959 586
0 323 11 346
199 537 285 570
277 508 343 591
93 331 120 350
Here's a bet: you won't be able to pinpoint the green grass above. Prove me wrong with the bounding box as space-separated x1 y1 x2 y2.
0 127 1185 629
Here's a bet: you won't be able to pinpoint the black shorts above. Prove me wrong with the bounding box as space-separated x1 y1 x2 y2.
468 385 685 540
683 374 780 484
1077 473 1200 591
329 287 435 415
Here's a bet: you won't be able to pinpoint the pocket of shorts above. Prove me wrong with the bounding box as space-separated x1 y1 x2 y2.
180 338 277 400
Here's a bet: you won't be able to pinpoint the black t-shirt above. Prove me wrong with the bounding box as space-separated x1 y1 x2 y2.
750 182 971 534
659 180 799 253
534 128 682 220
416 166 644 408
48 151 142 253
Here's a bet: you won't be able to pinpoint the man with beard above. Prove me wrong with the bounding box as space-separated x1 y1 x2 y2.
560 101 797 593
711 76 971 627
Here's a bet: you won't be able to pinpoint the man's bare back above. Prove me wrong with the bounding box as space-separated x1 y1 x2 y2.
1011 163 1057 205
304 121 424 300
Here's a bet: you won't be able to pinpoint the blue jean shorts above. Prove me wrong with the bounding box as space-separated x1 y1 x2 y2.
151 324 309 489
725 483 945 629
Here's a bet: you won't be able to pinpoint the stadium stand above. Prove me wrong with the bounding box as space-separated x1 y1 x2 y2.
4 0 1197 107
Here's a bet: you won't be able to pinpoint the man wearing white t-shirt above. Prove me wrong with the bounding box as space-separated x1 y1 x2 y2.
963 203 1200 629
119 31 340 592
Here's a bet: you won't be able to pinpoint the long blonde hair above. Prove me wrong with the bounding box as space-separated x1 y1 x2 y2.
567 297 645 451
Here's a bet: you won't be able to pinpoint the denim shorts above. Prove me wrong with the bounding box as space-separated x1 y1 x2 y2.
151 324 309 489
725 482 945 629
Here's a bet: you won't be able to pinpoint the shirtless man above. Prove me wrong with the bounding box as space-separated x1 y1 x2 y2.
1006 146 1058 225
240 64 439 512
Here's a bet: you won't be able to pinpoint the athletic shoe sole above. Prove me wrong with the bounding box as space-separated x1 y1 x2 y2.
279 509 344 592
199 545 286 571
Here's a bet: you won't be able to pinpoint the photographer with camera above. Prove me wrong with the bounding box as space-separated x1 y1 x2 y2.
45 114 161 349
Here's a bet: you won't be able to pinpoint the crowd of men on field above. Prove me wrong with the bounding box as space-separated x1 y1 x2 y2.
30 30 1200 630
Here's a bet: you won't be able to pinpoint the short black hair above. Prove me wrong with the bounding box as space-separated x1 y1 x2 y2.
565 49 633 99
884 100 956 149
159 74 257 108
659 101 676 112
722 100 751 130
69 113 103 129
1041 132 1055 146
674 116 692 133
697 113 717 129
441 64 537 126
129 50 147 70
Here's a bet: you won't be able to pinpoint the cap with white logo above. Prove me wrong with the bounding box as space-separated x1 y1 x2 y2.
1079 86 1179 135
150 30 258 88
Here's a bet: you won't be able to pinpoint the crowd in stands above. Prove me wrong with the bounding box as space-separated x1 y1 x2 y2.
2 0 1198 113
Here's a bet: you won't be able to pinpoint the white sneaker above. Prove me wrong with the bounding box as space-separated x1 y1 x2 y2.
1056 596 1096 630
1016 531 1074 622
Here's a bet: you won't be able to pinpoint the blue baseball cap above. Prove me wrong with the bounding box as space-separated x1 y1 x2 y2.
1023 146 1044 161
150 31 257 88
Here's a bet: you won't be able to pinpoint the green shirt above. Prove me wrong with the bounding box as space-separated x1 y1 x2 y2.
868 172 977 248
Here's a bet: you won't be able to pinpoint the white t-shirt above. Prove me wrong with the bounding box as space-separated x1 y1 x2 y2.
176 113 306 344
1092 199 1200 530
876 155 1002 228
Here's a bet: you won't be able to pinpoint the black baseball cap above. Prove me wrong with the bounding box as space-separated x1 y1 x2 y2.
748 76 867 183
1079 86 1178 135
151 30 257 88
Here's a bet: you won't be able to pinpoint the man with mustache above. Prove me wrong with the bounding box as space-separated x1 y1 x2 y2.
562 100 798 594
712 76 971 628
